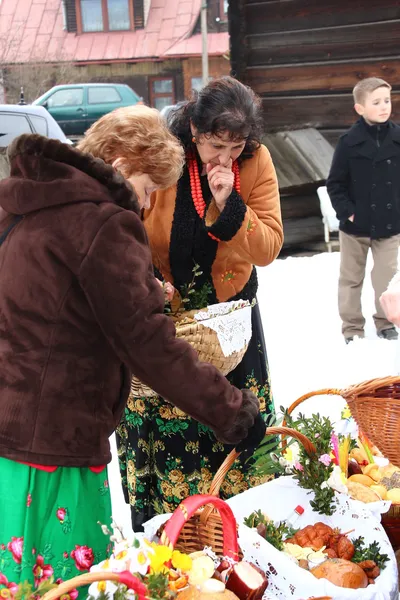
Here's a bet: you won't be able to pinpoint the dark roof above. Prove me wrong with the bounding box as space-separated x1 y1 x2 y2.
264 128 334 192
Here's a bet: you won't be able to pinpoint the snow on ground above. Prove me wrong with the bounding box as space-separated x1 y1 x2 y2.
108 249 400 536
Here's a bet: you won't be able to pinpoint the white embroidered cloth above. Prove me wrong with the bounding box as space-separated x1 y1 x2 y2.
193 300 252 357
227 477 398 600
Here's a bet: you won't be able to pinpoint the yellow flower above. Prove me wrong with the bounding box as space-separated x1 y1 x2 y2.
148 543 172 573
341 405 352 419
227 469 243 483
172 483 189 500
127 460 136 492
127 395 136 411
159 406 173 419
172 406 187 418
232 482 248 495
134 399 146 414
200 467 212 482
161 481 174 496
171 550 193 572
169 469 184 483
197 480 211 494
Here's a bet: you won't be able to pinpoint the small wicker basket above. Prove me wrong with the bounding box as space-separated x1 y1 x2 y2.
131 304 251 398
282 376 400 550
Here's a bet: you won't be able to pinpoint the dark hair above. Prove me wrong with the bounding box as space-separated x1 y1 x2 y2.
168 76 264 159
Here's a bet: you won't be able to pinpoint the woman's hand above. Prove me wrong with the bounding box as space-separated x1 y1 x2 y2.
380 281 400 327
206 160 234 212
156 279 175 302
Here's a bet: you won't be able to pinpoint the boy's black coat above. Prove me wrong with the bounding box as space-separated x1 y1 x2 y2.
327 118 400 238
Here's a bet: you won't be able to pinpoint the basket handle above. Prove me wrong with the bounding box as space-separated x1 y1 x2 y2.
201 426 316 522
341 375 400 398
282 388 342 425
41 571 148 600
160 494 239 561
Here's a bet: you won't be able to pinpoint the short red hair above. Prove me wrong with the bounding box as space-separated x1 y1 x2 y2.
77 105 184 188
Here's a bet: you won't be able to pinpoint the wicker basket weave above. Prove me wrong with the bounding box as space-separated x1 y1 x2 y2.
159 426 316 557
131 305 250 398
283 376 400 550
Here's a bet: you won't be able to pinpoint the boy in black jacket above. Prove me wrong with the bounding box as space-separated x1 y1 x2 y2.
327 77 400 343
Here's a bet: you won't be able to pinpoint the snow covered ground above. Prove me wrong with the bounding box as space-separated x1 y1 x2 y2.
108 249 400 536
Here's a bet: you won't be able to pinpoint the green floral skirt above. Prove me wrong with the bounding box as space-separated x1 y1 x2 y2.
0 457 112 599
117 304 276 531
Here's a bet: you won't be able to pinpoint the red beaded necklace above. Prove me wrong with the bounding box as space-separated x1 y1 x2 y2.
187 153 241 242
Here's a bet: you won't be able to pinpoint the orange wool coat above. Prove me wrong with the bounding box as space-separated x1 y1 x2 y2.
144 144 283 302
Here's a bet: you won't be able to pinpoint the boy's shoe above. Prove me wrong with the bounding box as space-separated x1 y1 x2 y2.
378 327 398 341
345 337 354 344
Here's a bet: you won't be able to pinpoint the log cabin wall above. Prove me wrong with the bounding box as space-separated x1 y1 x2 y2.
229 0 400 145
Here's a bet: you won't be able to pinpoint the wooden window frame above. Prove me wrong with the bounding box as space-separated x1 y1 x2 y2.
219 0 228 20
76 0 134 34
149 77 176 109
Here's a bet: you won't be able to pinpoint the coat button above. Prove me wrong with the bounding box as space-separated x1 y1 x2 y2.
372 183 377 188
387 224 393 230
387 203 393 209
371 204 376 210
387 159 392 164
387 181 392 186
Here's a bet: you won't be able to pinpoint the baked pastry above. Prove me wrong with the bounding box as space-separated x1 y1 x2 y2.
311 558 368 589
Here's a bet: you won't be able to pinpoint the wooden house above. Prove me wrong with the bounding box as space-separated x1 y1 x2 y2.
228 0 400 248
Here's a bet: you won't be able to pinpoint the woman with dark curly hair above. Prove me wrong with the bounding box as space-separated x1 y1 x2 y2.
117 77 283 530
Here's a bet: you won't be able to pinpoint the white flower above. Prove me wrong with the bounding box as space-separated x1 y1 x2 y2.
88 579 118 598
320 481 329 490
125 547 150 576
327 465 348 494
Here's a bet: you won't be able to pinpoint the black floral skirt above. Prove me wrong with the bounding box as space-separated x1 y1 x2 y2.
116 303 275 531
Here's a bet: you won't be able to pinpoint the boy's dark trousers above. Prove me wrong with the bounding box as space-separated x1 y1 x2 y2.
339 231 400 338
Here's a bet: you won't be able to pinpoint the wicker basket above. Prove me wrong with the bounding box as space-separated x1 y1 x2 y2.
158 426 316 557
282 377 400 550
131 304 251 398
281 376 400 468
41 571 148 600
41 493 331 600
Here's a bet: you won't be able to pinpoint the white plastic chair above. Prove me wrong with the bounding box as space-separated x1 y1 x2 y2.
317 185 340 252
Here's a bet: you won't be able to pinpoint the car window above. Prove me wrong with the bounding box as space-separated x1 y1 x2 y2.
88 87 122 104
28 115 48 136
47 89 84 108
0 113 32 146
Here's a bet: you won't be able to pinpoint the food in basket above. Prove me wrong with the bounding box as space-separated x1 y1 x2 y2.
370 484 388 499
347 474 374 486
310 558 368 589
178 584 239 599
187 554 215 586
386 488 400 503
285 523 355 560
346 481 381 503
225 562 268 600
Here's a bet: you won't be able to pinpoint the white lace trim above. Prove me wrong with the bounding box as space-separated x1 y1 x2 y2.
193 300 252 357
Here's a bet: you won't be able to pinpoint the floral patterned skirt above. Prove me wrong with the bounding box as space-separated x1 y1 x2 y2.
0 457 112 599
116 303 276 532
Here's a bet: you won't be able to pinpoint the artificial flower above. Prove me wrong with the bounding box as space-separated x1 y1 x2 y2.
318 454 332 467
171 550 192 572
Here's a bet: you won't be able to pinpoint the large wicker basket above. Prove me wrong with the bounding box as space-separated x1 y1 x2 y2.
131 303 251 398
159 426 316 557
282 377 400 550
282 376 400 470
41 493 331 600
